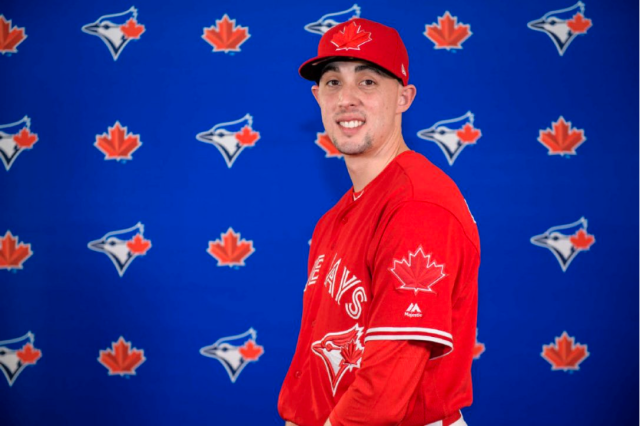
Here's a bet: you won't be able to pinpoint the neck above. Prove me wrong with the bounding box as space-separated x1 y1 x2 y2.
344 133 409 192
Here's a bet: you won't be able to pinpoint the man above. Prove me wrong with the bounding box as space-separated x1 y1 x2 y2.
278 18 480 426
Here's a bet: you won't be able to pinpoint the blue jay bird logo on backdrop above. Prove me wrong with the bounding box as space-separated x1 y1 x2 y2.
530 217 595 271
88 222 152 277
417 111 481 166
527 2 592 56
196 114 260 168
0 332 42 386
200 328 264 383
82 7 146 60
0 116 38 171
304 4 361 34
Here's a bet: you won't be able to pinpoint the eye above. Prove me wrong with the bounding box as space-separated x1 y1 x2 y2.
360 79 376 86
325 79 340 87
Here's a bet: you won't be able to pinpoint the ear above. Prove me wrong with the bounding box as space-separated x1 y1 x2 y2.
396 84 417 113
311 85 320 105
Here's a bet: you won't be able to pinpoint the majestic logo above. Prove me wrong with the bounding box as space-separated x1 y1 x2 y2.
196 114 260 168
315 132 343 159
0 230 33 271
88 222 152 277
530 217 595 272
200 328 264 383
331 21 372 51
202 15 250 53
94 121 142 161
405 303 422 318
0 332 42 386
207 227 255 267
528 2 592 56
0 15 27 55
82 7 145 60
98 336 146 376
312 324 364 395
0 116 38 171
424 12 472 50
417 111 481 165
473 329 485 360
390 246 446 295
304 4 361 35
537 117 586 155
541 331 589 371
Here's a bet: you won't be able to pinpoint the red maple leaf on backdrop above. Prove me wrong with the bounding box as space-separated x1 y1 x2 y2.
202 14 250 53
541 332 589 371
235 125 260 146
472 330 485 360
126 233 152 255
567 13 592 34
331 21 372 51
98 337 146 376
0 230 32 270
239 340 264 361
389 246 446 295
538 117 586 155
315 133 343 158
94 122 142 160
207 228 255 267
120 18 145 39
13 127 38 148
456 123 481 144
424 12 472 50
569 229 595 250
0 16 27 54
17 343 42 365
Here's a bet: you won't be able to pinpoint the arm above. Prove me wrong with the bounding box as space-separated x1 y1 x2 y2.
327 339 431 426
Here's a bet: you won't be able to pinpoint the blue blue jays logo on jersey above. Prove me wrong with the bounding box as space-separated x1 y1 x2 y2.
0 332 42 386
196 114 260 168
527 2 592 56
304 4 361 34
417 111 481 166
0 116 38 171
88 222 152 277
200 328 264 383
82 7 146 60
531 217 595 272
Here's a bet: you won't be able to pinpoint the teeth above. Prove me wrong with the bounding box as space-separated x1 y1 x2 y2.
339 120 364 129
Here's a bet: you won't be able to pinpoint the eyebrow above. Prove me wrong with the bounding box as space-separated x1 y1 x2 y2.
319 63 388 78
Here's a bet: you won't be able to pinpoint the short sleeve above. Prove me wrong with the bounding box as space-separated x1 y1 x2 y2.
364 201 473 359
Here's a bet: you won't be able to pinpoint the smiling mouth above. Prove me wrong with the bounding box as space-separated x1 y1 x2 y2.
338 120 365 129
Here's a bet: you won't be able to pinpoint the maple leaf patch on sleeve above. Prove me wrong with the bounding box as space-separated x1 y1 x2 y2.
202 14 251 53
389 246 446 295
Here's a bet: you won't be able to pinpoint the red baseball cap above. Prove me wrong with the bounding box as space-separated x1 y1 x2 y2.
299 18 409 86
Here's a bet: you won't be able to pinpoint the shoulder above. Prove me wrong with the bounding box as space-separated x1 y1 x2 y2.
383 151 480 254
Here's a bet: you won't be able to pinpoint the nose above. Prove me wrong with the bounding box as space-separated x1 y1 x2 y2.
337 83 361 109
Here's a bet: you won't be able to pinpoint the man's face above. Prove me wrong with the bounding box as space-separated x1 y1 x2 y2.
311 61 411 156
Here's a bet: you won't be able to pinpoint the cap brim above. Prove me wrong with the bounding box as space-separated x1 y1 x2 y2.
298 53 363 83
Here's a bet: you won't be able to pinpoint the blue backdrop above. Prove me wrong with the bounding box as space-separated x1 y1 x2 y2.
2 0 638 424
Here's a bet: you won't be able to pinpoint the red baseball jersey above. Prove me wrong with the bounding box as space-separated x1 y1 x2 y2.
278 151 480 425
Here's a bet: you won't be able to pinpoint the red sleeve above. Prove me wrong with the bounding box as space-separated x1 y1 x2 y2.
365 201 470 359
329 339 431 426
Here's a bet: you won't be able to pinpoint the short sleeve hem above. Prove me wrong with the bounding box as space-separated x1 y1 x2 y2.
364 327 453 359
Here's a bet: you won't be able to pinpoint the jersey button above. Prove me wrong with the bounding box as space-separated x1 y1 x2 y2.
341 216 348 223
294 370 302 378
311 320 316 327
